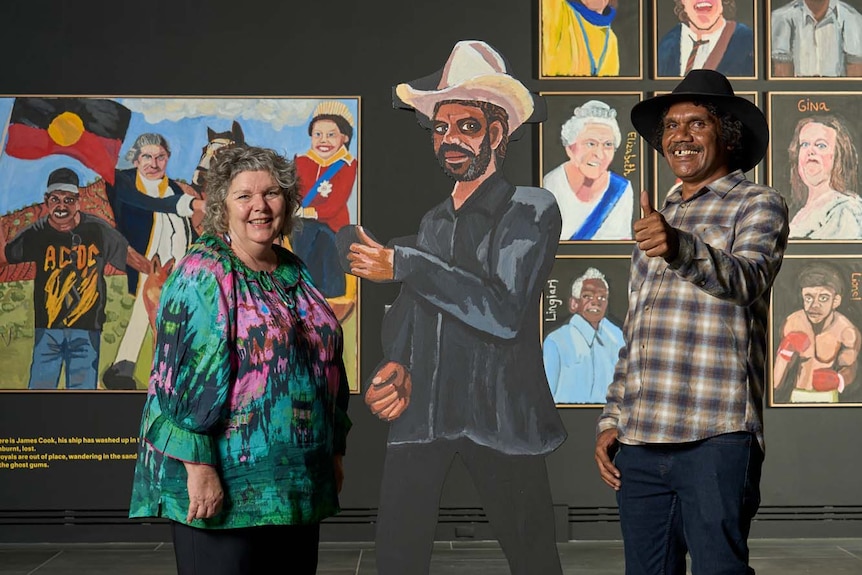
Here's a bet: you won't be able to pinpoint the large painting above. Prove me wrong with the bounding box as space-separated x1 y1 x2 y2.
0 96 361 393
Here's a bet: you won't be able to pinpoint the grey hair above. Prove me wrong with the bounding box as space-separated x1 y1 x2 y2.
125 133 171 163
202 145 301 237
571 267 608 298
560 100 622 149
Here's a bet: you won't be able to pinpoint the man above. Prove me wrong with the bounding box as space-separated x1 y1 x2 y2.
544 267 625 404
594 69 789 574
657 0 754 77
543 99 634 240
0 168 150 390
542 0 620 76
772 0 862 77
347 41 566 575
103 133 202 389
774 262 861 403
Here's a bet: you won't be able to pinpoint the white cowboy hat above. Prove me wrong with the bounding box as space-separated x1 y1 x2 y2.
395 40 534 135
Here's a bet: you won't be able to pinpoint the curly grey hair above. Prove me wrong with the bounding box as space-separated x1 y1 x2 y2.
125 133 171 163
561 100 622 149
202 145 301 237
571 267 609 298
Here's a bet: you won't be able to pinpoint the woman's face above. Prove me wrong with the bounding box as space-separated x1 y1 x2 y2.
310 119 349 161
797 122 837 189
566 123 616 181
225 170 286 251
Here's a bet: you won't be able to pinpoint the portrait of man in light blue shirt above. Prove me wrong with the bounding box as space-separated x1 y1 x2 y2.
543 267 624 404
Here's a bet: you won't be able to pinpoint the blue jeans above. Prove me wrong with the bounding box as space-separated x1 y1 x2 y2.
29 328 100 390
615 432 763 575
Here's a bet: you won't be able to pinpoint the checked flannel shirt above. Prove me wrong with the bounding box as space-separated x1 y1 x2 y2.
597 170 789 452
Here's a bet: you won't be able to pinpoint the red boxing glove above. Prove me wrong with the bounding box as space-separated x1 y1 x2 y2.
777 331 810 360
812 368 844 393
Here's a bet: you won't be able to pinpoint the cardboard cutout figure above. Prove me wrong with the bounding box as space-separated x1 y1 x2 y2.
342 40 566 574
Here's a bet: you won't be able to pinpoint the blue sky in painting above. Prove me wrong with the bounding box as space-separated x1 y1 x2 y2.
0 97 359 218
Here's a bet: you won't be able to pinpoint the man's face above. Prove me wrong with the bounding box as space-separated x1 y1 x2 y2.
45 191 80 228
661 101 730 188
802 285 841 325
797 122 837 190
566 123 616 181
310 119 349 161
682 0 725 33
432 102 496 182
570 278 609 328
134 144 169 181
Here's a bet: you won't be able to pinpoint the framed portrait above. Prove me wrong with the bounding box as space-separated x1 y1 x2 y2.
770 255 862 406
541 255 630 407
653 0 758 80
539 92 643 243
652 91 760 207
0 95 361 393
539 0 643 79
768 92 862 242
767 0 862 80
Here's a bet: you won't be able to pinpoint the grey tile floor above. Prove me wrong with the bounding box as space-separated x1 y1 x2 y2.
2 538 862 574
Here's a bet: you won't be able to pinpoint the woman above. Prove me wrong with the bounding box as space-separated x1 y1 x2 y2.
542 99 633 240
788 115 862 239
128 145 351 574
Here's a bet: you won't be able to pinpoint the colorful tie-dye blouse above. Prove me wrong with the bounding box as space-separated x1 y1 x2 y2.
129 234 351 528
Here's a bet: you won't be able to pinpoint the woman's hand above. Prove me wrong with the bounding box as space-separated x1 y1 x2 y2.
184 462 224 522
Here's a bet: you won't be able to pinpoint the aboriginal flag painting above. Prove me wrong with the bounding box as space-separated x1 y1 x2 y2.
4 97 131 185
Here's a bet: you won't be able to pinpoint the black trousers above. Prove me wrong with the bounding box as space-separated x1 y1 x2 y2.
374 438 563 575
171 521 320 575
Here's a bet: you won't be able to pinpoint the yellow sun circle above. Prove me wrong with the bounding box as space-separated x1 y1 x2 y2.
47 112 85 147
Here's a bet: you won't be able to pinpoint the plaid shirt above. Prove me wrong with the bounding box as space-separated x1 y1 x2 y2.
598 170 789 452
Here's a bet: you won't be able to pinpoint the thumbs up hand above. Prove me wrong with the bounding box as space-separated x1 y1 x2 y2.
633 191 679 259
640 189 655 217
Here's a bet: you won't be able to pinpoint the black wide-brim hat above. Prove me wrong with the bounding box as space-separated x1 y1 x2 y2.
631 69 769 173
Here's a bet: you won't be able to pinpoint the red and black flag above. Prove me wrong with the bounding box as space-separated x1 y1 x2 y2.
4 97 131 185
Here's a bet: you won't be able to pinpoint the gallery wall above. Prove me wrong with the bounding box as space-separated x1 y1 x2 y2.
1 0 861 542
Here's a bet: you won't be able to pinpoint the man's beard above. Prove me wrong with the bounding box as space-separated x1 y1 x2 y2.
436 136 493 182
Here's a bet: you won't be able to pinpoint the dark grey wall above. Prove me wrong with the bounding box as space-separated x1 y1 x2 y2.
1 0 861 542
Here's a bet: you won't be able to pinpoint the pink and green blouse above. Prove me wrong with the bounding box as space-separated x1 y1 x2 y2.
129 234 351 528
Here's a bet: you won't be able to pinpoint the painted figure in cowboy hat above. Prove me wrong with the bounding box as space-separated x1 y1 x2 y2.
595 69 789 574
345 40 566 575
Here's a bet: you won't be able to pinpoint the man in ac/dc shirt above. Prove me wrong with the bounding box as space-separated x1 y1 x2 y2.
0 168 150 390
